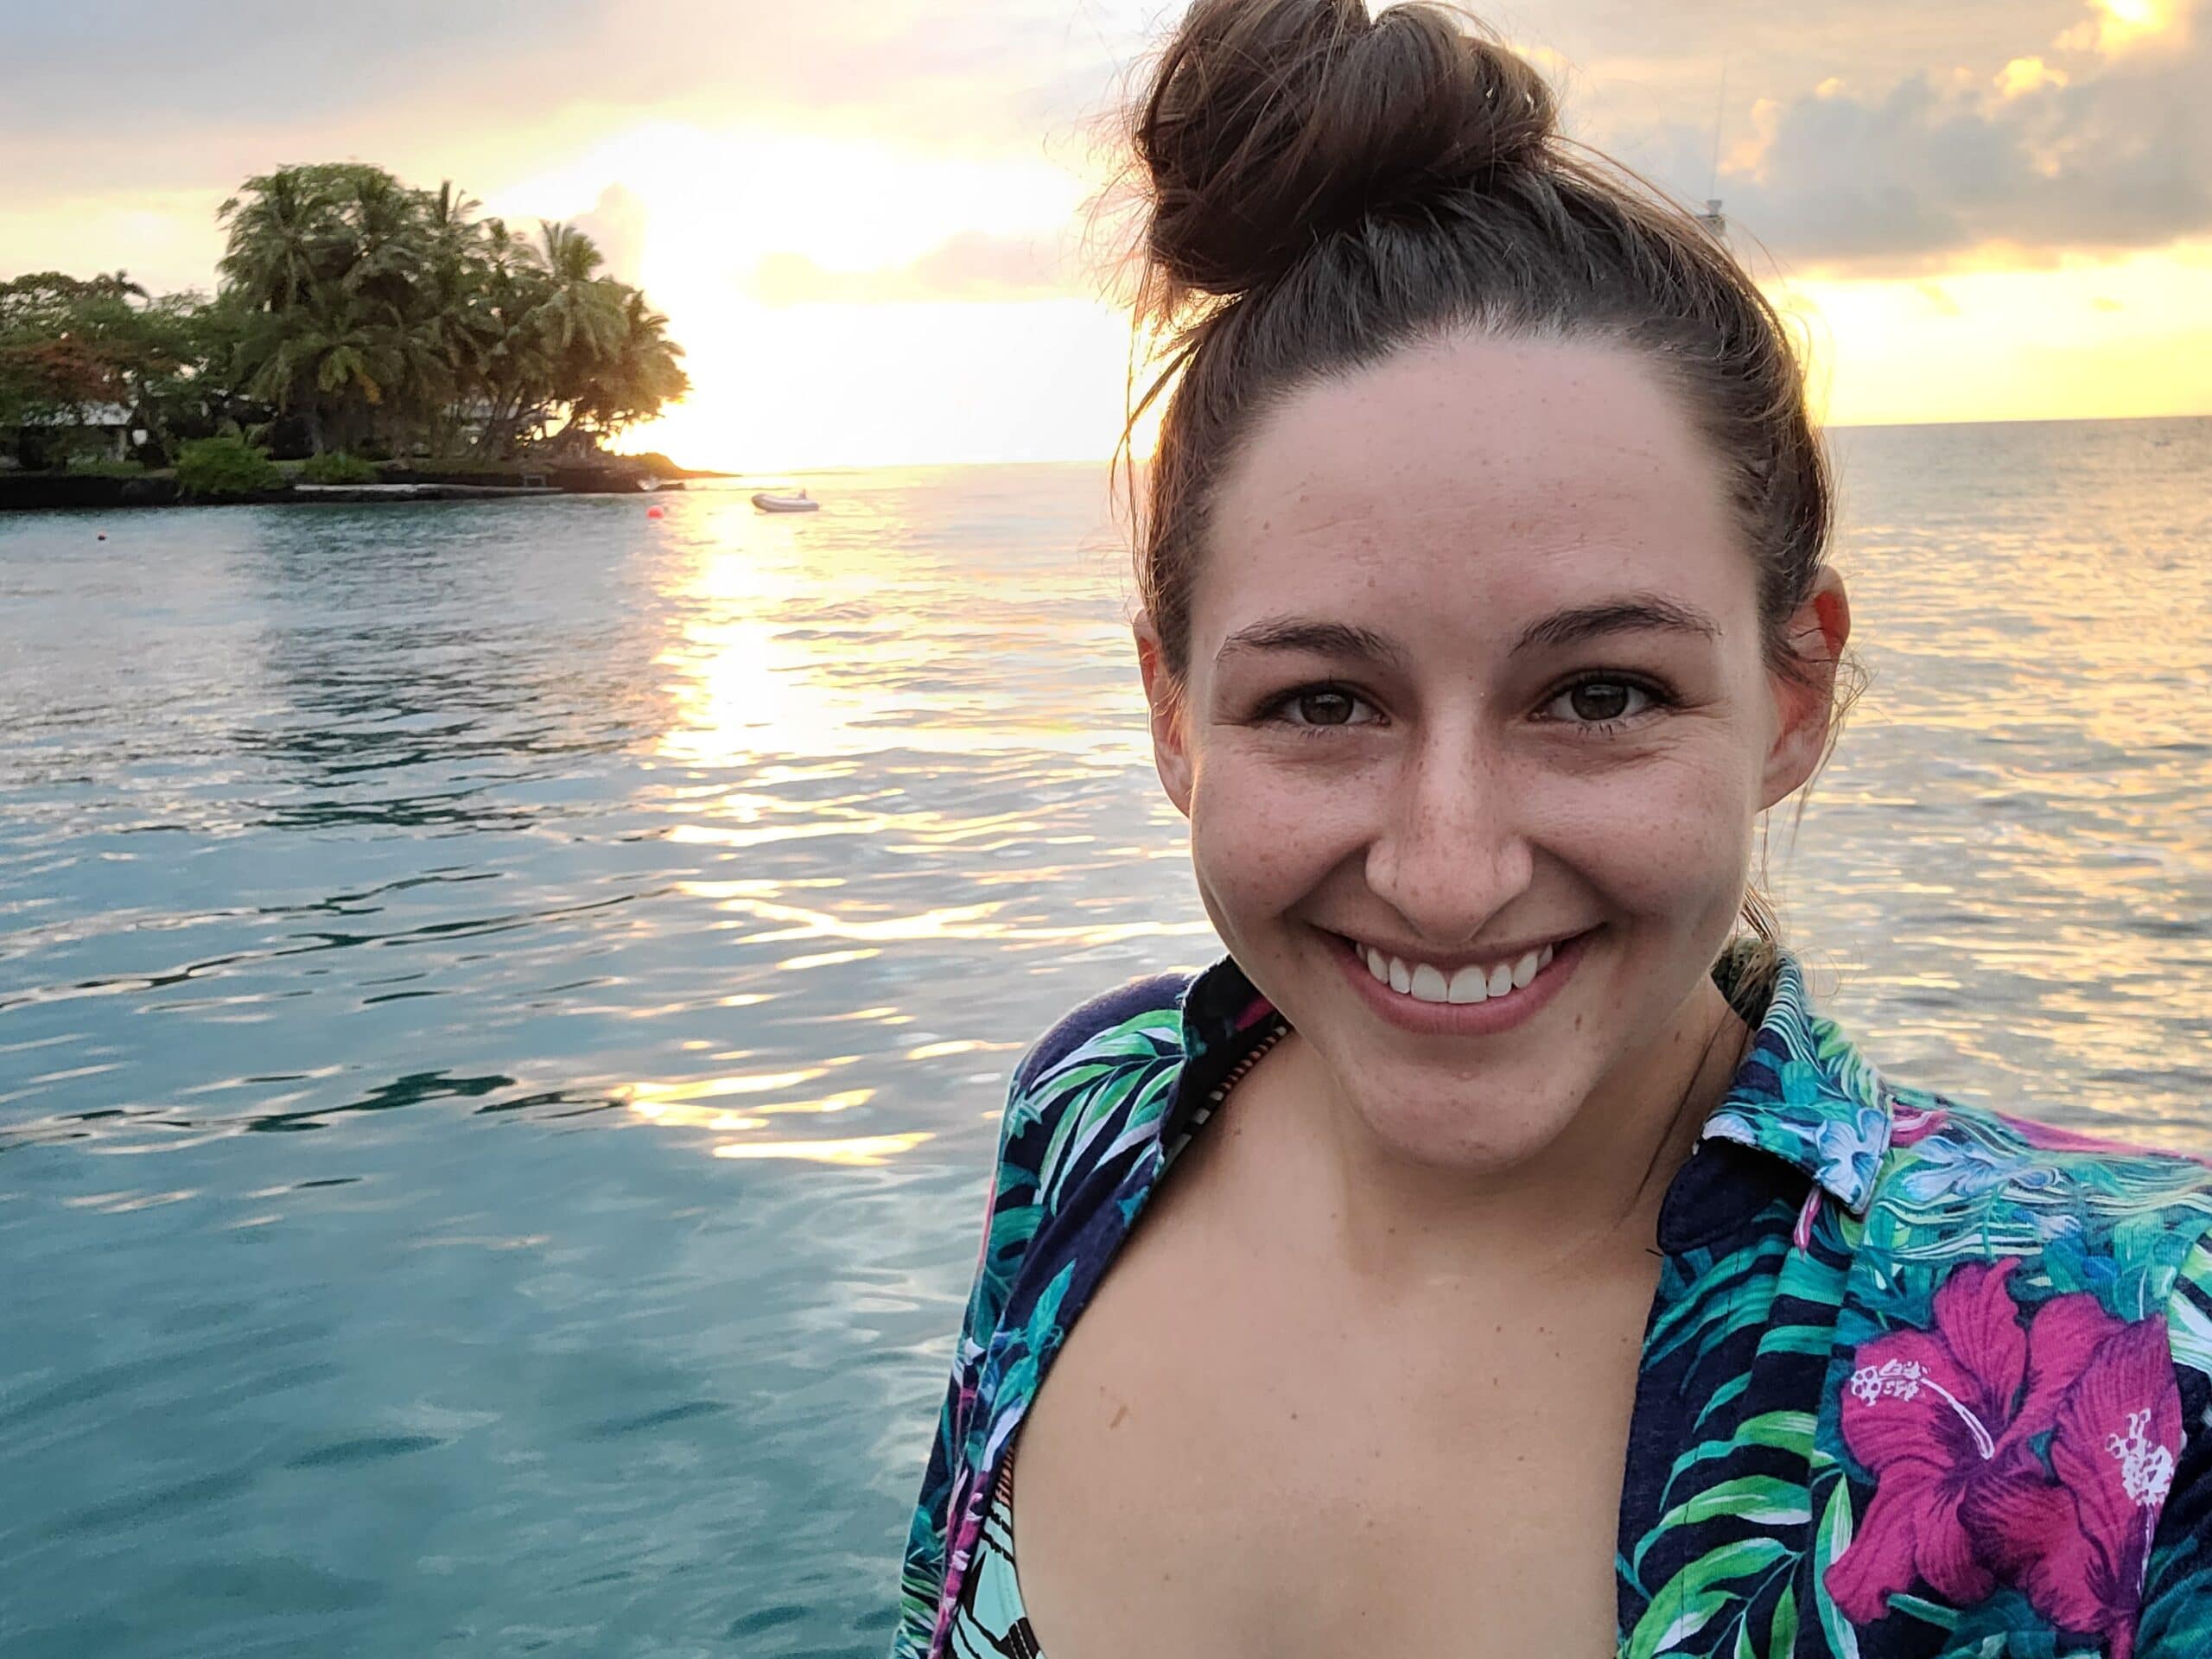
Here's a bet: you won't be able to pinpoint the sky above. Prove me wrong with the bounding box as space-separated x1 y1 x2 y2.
2 0 2208 469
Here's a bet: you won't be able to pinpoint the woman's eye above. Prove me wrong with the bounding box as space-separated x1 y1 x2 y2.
1266 687 1375 728
1548 678 1660 728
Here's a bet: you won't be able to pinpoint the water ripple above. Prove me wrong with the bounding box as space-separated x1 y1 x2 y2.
0 432 2207 1652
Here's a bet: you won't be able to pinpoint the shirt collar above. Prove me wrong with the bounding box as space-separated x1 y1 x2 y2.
1699 940 1891 1215
1171 939 1891 1217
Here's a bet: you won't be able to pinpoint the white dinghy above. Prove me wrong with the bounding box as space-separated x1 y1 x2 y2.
751 488 819 513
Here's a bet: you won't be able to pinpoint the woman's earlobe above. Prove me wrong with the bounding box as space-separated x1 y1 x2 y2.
1760 570 1853 809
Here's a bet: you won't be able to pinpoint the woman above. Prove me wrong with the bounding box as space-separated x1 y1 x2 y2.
889 2 2212 1655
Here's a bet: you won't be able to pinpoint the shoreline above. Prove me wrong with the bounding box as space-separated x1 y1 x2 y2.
0 458 734 512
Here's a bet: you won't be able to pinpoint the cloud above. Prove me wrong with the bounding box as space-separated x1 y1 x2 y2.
1674 5 2212 272
569 183 650 286
745 230 1071 307
0 1 1147 206
2 0 2209 292
1995 55 2070 97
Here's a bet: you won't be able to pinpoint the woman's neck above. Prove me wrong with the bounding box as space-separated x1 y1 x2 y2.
1276 976 1751 1300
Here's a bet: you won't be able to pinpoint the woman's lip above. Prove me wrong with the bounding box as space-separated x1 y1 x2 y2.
1328 925 1594 1036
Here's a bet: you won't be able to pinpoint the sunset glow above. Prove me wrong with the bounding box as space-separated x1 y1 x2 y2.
3 0 2206 468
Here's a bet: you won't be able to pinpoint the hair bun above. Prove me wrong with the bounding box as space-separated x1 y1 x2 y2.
1135 0 1557 296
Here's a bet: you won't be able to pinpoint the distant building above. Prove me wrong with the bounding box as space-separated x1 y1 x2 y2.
3 401 146 466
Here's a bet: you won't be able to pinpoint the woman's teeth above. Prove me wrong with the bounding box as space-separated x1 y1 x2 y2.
1359 940 1559 1005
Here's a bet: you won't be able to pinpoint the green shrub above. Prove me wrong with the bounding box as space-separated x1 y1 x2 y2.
299 450 378 484
175 435 282 499
62 454 146 478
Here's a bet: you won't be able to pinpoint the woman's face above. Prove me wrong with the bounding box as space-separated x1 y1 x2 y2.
1137 333 1848 1173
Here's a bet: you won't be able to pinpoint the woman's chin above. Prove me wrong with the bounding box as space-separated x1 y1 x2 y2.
1332 1058 1590 1176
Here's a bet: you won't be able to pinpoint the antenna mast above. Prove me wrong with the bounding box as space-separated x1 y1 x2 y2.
1697 58 1729 240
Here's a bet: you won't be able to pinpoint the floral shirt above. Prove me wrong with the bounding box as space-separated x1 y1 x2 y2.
889 944 2212 1658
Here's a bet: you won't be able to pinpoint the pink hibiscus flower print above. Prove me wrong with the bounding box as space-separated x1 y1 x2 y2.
1964 1316 2182 1659
1823 1261 2128 1624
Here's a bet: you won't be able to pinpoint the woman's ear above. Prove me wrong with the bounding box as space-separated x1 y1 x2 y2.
1759 567 1853 812
1133 611 1195 817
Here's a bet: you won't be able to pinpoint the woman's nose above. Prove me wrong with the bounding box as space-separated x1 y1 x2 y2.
1362 744 1534 947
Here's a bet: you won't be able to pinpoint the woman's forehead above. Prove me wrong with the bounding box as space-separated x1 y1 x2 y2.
1215 334 1730 550
1198 335 1751 647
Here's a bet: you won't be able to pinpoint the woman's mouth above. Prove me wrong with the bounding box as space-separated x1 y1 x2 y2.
1326 926 1594 1034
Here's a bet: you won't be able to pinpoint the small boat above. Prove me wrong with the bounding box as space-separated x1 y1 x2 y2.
752 488 819 513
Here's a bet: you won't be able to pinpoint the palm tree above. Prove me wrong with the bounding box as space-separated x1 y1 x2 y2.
547 289 689 453
534 222 625 359
334 165 429 325
207 163 689 461
219 168 337 313
237 295 391 454
396 182 486 455
466 218 552 457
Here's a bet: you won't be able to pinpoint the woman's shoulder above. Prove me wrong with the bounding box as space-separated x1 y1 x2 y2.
1874 1084 2212 1223
1008 970 1198 1096
985 969 1207 1221
1866 1084 2212 1362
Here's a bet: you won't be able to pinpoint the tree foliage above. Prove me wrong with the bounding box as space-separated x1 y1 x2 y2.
1 162 689 467
216 163 688 458
0 271 215 463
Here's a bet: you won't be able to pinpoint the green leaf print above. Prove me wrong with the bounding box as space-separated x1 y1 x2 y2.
1692 1374 1753 1433
1878 1593 1959 1631
1642 1475 1812 1558
1814 1480 1860 1659
1662 1411 1817 1493
2168 1243 2212 1380
1646 1240 1789 1363
1765 1586 1797 1659
1626 1538 1789 1659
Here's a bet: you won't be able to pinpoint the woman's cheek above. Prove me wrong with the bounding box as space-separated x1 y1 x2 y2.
1190 747 1366 911
1540 753 1753 913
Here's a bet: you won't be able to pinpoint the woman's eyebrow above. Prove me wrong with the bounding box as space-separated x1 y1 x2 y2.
1511 595 1722 654
1213 595 1720 669
1215 618 1408 668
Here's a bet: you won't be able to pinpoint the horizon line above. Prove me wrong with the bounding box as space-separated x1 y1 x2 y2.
638 408 2211 475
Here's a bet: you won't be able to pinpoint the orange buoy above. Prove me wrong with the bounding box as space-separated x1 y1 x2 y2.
646 505 666 519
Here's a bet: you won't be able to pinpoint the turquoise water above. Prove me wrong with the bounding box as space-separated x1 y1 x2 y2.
2 421 2209 1656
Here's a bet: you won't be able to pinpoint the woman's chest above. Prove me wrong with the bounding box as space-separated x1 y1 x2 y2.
1006 1200 1655 1659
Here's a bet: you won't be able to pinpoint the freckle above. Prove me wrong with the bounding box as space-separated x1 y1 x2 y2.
1109 1404 1129 1429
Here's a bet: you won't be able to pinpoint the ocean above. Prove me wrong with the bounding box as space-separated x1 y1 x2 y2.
1 416 2207 1655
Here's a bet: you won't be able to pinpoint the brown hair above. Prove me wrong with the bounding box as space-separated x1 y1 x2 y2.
1116 0 1856 1006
